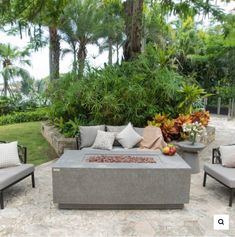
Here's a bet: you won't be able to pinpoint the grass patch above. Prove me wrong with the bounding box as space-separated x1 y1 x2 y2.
0 121 57 166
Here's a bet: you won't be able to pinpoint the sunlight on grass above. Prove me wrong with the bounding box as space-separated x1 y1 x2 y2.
0 122 57 165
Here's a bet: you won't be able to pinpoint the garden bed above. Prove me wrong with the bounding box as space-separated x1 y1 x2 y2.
198 125 215 144
41 121 77 155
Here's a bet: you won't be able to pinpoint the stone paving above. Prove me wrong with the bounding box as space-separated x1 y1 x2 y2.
0 115 235 237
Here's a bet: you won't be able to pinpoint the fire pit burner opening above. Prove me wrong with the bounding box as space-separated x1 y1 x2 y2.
87 155 156 163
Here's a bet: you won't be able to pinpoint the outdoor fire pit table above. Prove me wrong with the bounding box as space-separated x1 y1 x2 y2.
52 149 191 209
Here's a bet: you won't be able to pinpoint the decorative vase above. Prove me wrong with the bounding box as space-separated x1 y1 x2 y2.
190 132 197 145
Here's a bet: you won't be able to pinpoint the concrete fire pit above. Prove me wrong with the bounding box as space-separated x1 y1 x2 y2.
52 149 191 209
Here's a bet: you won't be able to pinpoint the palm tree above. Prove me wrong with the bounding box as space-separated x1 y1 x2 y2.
3 0 69 81
60 20 79 74
123 0 144 61
61 0 103 77
0 43 31 97
97 0 125 65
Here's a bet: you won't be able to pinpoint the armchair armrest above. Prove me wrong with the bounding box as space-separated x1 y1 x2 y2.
212 148 221 164
17 144 27 164
0 141 27 164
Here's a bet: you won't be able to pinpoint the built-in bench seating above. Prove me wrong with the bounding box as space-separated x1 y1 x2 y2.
0 141 35 209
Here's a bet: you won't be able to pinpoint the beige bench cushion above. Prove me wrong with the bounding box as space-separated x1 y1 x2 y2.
204 163 235 188
0 164 34 190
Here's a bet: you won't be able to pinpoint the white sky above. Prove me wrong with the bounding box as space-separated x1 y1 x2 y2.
0 0 234 81
0 30 112 80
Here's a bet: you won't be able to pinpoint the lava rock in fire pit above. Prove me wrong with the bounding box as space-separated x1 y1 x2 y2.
87 155 156 163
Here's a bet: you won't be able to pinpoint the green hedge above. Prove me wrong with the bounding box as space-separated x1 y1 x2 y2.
0 108 48 125
47 45 186 127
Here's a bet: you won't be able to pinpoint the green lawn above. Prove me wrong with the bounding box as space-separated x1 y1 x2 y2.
0 122 57 165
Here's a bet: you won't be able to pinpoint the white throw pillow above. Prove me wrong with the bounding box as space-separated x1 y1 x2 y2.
116 123 143 149
0 141 21 168
92 130 115 150
220 145 235 168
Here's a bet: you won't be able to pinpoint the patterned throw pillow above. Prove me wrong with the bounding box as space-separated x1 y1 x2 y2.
92 130 115 150
116 123 143 149
0 141 21 168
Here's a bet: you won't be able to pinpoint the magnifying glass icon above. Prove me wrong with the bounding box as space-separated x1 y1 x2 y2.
218 219 224 225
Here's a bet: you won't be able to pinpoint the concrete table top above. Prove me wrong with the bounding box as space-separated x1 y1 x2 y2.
52 149 191 170
178 141 206 153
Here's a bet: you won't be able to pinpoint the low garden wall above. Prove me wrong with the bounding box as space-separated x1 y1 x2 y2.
41 122 215 156
41 122 77 156
198 126 215 145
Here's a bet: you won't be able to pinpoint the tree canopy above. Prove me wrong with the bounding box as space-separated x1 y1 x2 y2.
0 0 234 95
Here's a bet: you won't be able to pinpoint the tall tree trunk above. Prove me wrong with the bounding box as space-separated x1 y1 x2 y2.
116 42 119 64
123 0 144 61
73 46 77 74
108 37 113 65
2 61 9 97
3 76 8 97
49 26 60 80
77 38 87 77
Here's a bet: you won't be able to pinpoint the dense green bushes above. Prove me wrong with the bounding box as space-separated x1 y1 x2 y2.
77 67 183 126
0 95 42 116
0 108 48 125
0 96 16 115
47 45 209 129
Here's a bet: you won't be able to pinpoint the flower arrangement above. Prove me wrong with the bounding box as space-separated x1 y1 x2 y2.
182 121 206 145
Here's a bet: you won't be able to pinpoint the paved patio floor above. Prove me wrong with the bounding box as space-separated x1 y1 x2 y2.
0 115 235 237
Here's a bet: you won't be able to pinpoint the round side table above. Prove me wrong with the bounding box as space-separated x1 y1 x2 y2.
178 141 205 174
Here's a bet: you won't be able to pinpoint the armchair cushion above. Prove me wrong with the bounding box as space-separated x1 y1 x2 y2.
204 163 235 188
0 141 21 168
0 164 34 190
220 145 235 168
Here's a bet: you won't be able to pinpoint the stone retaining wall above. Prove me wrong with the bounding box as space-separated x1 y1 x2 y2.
198 126 215 145
41 122 77 156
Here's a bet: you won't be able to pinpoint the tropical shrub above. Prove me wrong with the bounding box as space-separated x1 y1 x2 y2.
0 96 14 115
177 84 212 114
53 117 80 137
46 73 87 123
0 108 48 125
47 44 212 136
148 110 210 142
191 110 210 126
0 94 45 116
47 45 186 128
